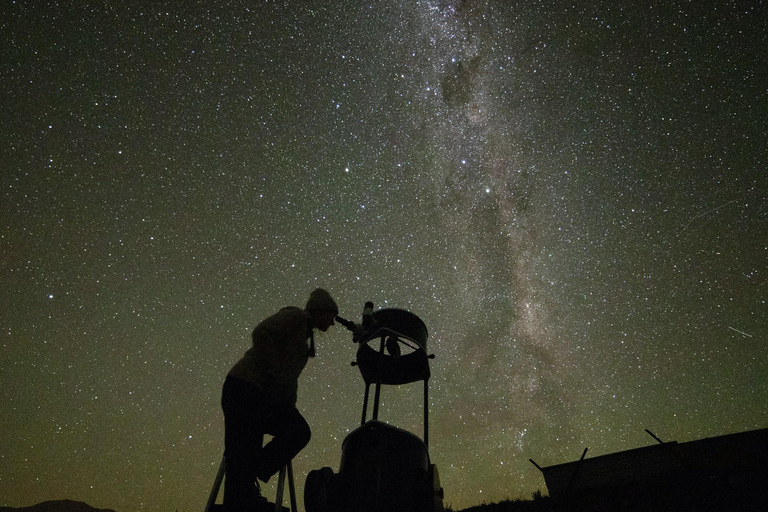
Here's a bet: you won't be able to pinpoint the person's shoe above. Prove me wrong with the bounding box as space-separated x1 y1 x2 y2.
253 502 269 512
253 498 273 512
253 481 268 505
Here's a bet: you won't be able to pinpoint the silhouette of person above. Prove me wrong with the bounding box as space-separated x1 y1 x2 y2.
221 288 338 512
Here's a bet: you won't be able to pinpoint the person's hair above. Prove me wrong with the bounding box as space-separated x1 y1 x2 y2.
305 288 338 314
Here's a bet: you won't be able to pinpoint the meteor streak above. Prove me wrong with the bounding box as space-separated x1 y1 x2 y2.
728 326 753 338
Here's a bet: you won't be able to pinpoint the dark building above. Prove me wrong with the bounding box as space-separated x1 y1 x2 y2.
535 427 768 511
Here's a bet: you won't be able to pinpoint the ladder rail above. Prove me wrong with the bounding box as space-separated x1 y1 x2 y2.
204 456 297 512
204 456 226 512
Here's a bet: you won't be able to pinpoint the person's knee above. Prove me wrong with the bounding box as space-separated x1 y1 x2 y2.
286 408 311 449
298 422 311 449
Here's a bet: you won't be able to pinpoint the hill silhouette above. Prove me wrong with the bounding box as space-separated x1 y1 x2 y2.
453 498 550 512
450 494 552 512
0 500 117 512
2 498 545 512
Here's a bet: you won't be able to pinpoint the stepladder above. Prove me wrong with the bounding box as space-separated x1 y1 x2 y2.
204 456 298 512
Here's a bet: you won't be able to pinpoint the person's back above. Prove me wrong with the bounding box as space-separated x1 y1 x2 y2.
228 306 311 405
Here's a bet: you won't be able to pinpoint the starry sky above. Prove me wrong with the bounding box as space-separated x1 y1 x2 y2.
1 1 766 511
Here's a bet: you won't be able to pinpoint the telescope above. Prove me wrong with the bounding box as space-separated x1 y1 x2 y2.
306 302 445 512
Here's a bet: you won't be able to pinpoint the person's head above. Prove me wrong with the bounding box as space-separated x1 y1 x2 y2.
305 288 338 332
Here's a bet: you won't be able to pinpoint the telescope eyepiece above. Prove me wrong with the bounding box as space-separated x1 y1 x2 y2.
335 315 357 331
362 301 374 330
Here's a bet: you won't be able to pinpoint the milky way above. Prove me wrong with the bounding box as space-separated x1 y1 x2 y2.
2 2 766 511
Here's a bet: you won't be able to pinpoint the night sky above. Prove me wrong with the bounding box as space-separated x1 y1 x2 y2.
2 1 766 511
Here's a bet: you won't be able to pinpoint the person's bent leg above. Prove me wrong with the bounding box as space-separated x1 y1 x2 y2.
222 377 264 512
255 404 311 483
